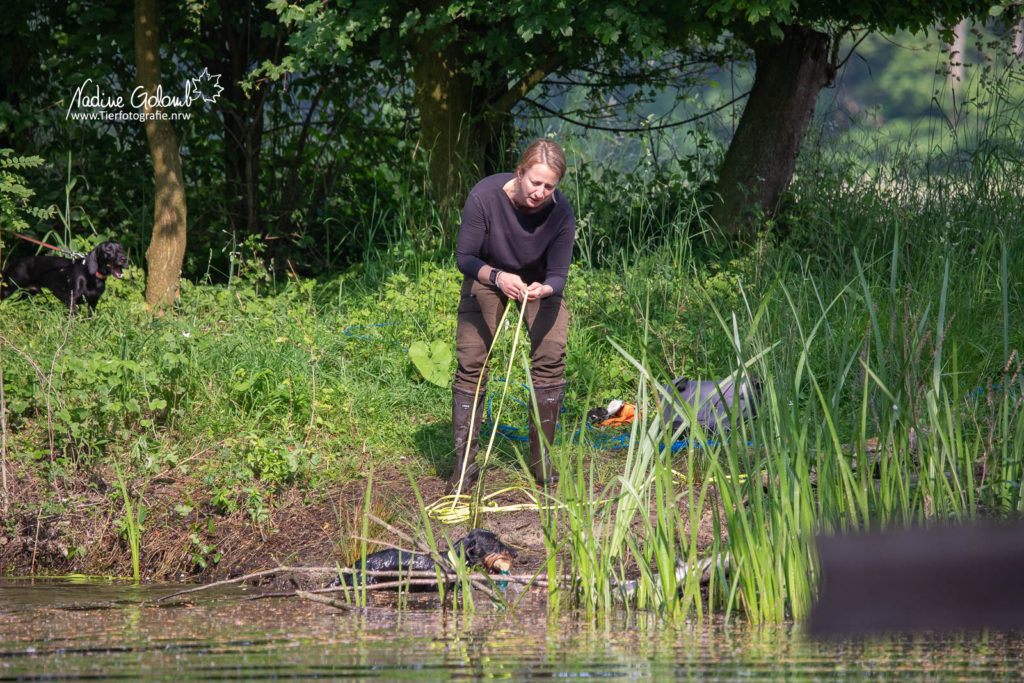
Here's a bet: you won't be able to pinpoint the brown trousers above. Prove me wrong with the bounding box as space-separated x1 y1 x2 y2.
452 277 568 394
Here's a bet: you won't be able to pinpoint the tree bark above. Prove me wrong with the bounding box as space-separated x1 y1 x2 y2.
948 18 968 88
135 0 187 309
710 25 833 241
410 35 489 212
203 0 275 241
409 30 563 220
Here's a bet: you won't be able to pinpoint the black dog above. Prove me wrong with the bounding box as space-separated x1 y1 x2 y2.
1 241 128 311
330 529 517 587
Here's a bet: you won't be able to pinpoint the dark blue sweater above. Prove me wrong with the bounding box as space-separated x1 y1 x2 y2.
455 173 576 296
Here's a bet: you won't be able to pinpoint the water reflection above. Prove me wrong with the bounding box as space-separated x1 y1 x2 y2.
1 578 1023 680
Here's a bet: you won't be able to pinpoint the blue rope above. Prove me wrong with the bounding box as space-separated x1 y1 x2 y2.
342 322 410 352
481 414 715 452
479 381 713 453
967 384 1009 399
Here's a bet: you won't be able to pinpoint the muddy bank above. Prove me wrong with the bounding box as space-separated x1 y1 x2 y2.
0 458 723 583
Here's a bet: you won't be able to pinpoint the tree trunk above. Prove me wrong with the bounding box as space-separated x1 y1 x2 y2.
948 18 968 88
135 0 187 309
204 0 273 241
216 48 265 242
710 25 833 241
410 36 489 212
410 41 562 226
408 10 564 226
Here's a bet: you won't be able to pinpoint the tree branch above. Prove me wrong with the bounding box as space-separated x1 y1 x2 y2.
522 91 750 133
491 52 568 115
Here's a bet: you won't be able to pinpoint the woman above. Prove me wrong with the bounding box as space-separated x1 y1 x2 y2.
448 138 576 495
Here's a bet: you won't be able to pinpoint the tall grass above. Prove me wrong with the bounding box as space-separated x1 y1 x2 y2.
527 134 1024 622
112 450 146 583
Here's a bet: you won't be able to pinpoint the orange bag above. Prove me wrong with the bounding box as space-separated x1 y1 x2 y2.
597 402 638 427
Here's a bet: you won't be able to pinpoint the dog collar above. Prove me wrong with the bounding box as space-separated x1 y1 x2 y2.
95 272 107 279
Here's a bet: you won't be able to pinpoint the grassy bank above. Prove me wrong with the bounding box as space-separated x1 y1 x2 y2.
2 149 1022 622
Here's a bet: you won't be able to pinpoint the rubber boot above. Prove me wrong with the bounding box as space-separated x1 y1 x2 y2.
447 387 485 496
528 382 565 485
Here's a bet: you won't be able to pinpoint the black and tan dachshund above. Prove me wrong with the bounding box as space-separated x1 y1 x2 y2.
1 241 128 312
331 529 517 587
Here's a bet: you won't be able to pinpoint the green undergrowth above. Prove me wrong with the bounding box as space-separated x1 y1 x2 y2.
2 149 1023 623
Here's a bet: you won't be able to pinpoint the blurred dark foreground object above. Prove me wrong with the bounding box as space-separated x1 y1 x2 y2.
809 522 1024 636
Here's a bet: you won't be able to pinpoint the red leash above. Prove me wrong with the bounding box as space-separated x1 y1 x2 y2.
8 232 86 259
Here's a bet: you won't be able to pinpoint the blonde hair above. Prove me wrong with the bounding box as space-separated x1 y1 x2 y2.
517 138 567 181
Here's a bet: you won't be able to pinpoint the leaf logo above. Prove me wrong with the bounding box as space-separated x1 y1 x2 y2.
189 68 224 105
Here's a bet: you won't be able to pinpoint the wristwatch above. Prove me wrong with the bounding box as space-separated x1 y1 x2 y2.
489 268 502 285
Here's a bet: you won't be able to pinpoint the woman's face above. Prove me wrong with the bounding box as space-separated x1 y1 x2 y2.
515 163 560 210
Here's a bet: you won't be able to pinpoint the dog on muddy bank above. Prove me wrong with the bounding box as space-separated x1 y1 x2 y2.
1 240 128 312
329 529 517 587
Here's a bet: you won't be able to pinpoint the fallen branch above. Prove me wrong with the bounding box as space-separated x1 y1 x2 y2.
157 563 556 604
247 578 453 600
156 565 336 602
245 571 556 600
160 556 730 607
295 590 362 611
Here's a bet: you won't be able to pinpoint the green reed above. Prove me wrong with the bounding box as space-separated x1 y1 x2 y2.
112 453 146 583
534 156 1024 623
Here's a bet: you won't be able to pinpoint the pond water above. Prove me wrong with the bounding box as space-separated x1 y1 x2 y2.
2 578 1024 680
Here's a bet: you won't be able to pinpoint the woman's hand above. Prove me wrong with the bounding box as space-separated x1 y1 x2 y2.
496 271 529 301
525 282 553 301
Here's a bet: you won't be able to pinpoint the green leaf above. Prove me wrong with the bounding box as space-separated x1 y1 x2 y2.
408 340 453 387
